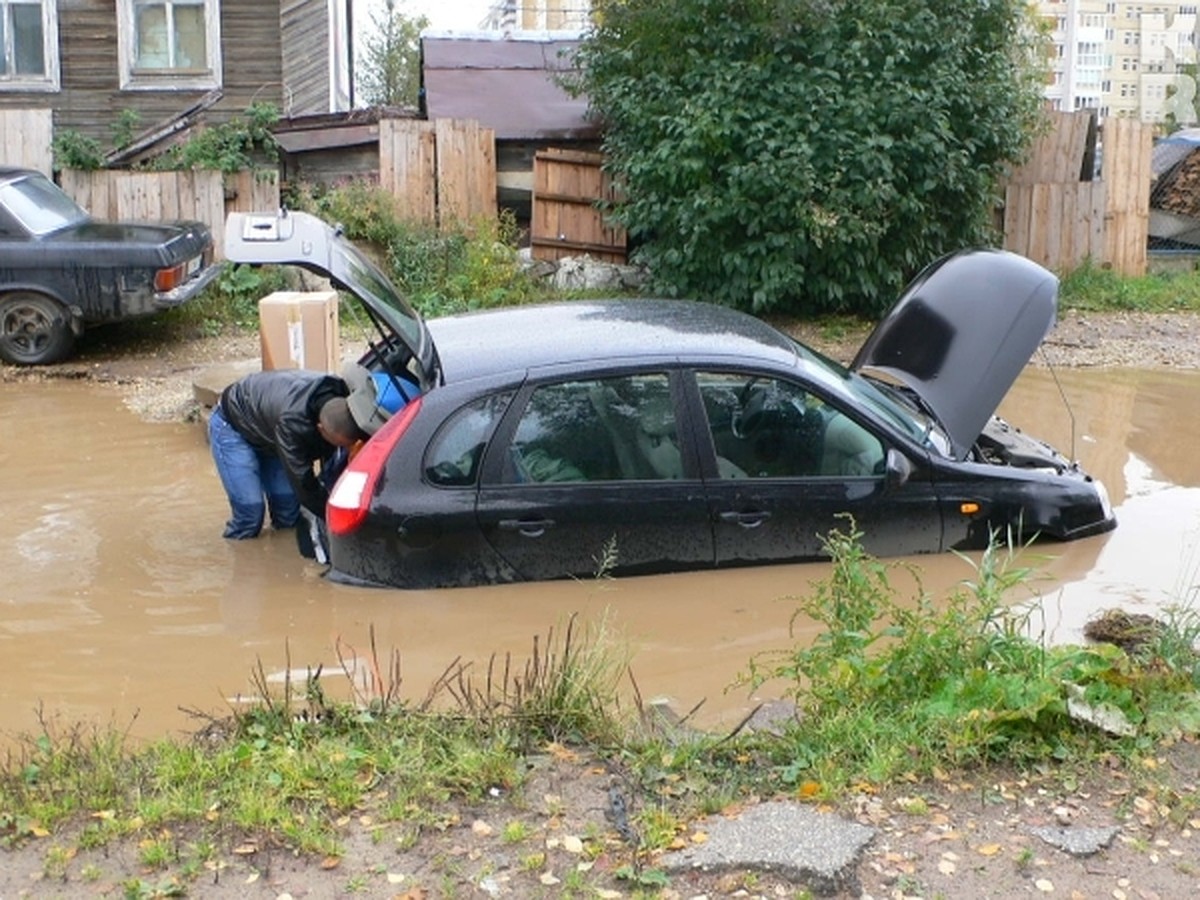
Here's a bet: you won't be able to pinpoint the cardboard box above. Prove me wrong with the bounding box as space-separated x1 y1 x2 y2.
258 291 340 372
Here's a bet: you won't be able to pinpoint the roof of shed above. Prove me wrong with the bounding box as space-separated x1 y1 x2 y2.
421 32 599 141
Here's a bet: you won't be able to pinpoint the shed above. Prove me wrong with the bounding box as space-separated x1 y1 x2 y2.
420 31 600 216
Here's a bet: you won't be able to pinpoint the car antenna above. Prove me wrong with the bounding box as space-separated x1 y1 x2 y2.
1040 347 1078 463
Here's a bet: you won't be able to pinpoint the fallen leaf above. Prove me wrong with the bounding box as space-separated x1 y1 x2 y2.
1035 878 1054 892
561 835 584 853
471 820 493 836
539 872 560 886
232 843 257 855
387 872 407 884
546 742 579 763
319 855 340 870
937 858 956 875
976 843 1003 856
244 872 258 884
690 831 709 845
798 780 821 798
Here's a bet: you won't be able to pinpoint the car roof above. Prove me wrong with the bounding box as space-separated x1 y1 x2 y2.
425 298 801 384
0 167 41 184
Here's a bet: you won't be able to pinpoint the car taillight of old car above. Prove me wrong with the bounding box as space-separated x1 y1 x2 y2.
327 397 422 535
154 263 186 292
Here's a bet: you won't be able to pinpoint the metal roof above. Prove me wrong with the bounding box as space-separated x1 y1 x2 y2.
421 33 599 141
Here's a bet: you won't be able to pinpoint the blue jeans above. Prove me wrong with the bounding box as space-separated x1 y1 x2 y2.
208 406 300 539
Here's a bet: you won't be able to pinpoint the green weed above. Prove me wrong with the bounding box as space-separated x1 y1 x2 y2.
1060 261 1200 312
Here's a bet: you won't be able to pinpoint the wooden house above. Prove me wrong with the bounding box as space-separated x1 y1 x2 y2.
0 1 353 149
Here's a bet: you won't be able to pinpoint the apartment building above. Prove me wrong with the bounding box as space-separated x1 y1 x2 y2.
1041 0 1200 124
482 0 592 32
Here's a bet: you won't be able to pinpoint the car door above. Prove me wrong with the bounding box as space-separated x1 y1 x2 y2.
692 371 944 565
475 371 715 582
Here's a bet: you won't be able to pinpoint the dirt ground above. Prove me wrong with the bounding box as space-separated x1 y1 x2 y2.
2 309 1200 898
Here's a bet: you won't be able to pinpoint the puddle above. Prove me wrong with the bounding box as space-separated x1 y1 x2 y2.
0 367 1197 740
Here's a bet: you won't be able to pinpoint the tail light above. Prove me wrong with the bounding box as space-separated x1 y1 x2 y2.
154 263 186 292
327 397 423 535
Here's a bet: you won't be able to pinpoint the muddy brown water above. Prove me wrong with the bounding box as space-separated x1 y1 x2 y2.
1 367 1197 742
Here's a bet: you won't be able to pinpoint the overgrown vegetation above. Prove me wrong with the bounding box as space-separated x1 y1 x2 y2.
1060 259 1200 312
2 528 1197 895
146 103 279 173
52 104 280 174
568 0 1046 317
286 180 552 316
743 523 1200 792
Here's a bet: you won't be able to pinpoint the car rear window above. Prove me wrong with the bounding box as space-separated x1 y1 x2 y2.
0 174 89 235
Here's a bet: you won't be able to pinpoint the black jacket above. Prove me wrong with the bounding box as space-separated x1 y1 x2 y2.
219 370 349 518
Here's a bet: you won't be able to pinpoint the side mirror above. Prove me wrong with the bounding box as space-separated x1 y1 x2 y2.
884 448 914 491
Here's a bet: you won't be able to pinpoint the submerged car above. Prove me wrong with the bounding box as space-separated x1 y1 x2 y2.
0 167 219 365
226 210 1116 589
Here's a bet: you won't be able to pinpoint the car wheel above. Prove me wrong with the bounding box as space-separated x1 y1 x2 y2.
0 293 76 365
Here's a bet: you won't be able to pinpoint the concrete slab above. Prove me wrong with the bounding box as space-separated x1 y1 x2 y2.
192 358 261 408
661 801 875 896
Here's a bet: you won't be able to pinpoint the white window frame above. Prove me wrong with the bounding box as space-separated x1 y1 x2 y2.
0 0 59 92
117 0 222 91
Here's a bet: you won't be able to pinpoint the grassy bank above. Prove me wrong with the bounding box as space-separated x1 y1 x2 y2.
3 528 1198 896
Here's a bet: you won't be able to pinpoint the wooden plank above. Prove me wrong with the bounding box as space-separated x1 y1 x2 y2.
1103 117 1152 275
434 118 497 228
380 118 436 224
0 109 53 174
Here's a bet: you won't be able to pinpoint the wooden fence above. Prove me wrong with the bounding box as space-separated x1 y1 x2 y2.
378 117 496 228
59 169 281 261
530 148 627 263
1003 110 1153 275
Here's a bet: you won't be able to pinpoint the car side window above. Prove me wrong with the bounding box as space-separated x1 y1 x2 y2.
696 372 885 479
501 373 682 484
424 393 512 487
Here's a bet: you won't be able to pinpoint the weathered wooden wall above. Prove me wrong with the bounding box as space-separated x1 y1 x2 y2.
1003 110 1153 275
378 117 496 228
60 169 281 261
0 1 288 142
280 0 333 116
530 148 626 264
0 108 53 174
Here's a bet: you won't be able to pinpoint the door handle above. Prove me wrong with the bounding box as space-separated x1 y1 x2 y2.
498 518 554 537
718 510 771 528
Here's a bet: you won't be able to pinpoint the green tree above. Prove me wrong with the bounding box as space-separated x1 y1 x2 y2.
570 0 1046 315
358 0 428 107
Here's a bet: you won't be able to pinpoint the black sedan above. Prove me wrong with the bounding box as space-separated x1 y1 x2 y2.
0 167 220 365
226 211 1116 589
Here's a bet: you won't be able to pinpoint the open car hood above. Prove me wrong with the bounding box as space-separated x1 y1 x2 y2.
850 249 1058 460
224 210 438 387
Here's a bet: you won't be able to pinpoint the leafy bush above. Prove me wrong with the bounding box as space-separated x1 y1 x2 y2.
149 103 280 173
570 0 1045 316
51 129 106 172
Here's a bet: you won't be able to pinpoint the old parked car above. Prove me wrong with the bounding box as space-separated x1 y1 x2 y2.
226 210 1116 589
0 167 220 365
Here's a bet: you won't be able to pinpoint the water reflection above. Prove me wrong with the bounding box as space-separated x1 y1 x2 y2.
0 367 1197 740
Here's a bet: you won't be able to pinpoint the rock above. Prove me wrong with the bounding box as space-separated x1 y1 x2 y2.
1029 825 1121 857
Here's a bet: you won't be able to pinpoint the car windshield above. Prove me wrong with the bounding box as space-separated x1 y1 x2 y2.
791 339 951 455
0 173 89 236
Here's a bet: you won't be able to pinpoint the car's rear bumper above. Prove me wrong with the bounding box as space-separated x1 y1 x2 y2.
153 261 221 309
